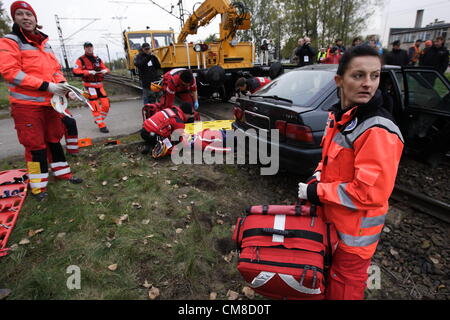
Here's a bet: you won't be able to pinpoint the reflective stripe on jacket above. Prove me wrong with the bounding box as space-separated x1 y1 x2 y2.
143 106 186 138
0 24 66 106
307 91 404 260
247 77 271 94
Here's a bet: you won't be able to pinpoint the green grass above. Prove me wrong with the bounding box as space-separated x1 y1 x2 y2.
0 80 9 111
0 139 297 300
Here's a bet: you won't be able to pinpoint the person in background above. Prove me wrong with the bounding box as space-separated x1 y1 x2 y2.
317 48 328 63
298 45 404 300
73 42 111 133
408 39 423 66
321 47 341 64
335 39 346 56
293 38 305 65
134 43 161 104
384 40 409 67
420 36 449 75
235 77 271 96
0 1 82 201
295 37 316 67
352 37 363 47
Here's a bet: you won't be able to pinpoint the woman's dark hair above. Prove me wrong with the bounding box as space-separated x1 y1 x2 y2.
337 45 382 76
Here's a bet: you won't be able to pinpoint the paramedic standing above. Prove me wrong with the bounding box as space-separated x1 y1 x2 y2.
73 42 111 133
298 46 404 300
0 1 83 201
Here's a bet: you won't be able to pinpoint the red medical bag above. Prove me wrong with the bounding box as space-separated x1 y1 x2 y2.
233 204 339 300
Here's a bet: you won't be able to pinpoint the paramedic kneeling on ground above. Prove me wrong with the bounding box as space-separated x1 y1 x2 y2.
298 46 404 300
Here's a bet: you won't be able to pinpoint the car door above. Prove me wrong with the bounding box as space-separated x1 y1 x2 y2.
399 67 450 154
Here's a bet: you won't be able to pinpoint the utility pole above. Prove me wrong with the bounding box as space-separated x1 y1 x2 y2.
177 0 185 29
55 14 70 71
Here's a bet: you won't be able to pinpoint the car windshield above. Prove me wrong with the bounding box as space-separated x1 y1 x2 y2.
128 33 152 50
256 70 335 106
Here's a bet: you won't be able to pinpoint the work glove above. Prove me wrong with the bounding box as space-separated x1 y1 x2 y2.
194 100 199 111
298 183 308 200
47 83 69 96
312 171 321 182
101 69 108 74
88 70 97 75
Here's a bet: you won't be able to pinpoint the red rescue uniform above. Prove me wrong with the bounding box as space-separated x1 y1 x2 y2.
0 23 75 195
73 54 110 129
306 91 404 299
143 106 187 139
159 68 197 114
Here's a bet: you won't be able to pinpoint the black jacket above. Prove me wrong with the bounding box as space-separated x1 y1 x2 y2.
384 48 409 67
295 43 316 67
420 45 449 74
134 52 161 87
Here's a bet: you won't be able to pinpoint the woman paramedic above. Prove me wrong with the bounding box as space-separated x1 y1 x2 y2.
298 46 404 300
0 1 82 201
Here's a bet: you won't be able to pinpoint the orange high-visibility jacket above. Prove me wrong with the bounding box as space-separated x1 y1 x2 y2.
0 24 66 107
73 54 110 88
306 91 404 260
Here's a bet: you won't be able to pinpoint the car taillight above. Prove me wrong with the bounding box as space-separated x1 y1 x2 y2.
286 123 314 143
233 107 244 121
275 120 286 135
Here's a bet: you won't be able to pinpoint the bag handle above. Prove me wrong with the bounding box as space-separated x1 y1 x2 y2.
246 203 317 217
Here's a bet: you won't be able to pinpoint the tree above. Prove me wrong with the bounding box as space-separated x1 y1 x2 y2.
0 0 11 37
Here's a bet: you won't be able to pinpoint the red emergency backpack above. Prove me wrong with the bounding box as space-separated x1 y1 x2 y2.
233 204 339 300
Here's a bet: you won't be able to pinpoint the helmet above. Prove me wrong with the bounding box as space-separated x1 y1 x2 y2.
150 80 163 92
152 138 169 159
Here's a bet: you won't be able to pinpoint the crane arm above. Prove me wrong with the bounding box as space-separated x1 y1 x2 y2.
177 0 250 44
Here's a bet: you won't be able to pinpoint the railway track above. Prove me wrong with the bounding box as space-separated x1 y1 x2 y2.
391 185 450 223
104 74 142 90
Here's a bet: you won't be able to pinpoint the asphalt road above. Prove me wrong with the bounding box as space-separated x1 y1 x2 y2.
0 98 144 161
0 98 234 161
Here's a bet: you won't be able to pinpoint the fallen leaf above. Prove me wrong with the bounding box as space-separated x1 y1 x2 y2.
165 180 172 185
28 228 44 238
390 248 399 257
217 219 224 225
209 292 217 300
105 242 112 248
57 233 66 239
175 228 183 234
142 219 150 225
122 176 129 181
227 290 239 300
19 239 30 245
98 214 106 221
165 244 173 249
108 264 118 271
429 257 440 265
102 181 108 186
132 202 142 209
143 280 152 289
242 287 255 299
148 287 160 300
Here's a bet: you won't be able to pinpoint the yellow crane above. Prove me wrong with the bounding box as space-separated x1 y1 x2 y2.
123 0 281 100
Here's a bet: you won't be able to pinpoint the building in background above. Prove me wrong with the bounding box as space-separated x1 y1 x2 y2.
388 10 450 50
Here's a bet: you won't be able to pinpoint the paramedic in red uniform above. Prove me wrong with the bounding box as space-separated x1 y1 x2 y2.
235 77 271 96
159 68 199 121
0 1 82 201
140 102 194 155
73 42 111 133
298 46 404 300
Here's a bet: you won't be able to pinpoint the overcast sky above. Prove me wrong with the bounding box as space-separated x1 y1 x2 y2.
2 0 450 64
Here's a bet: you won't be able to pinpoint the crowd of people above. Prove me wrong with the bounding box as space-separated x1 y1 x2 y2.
293 35 449 75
